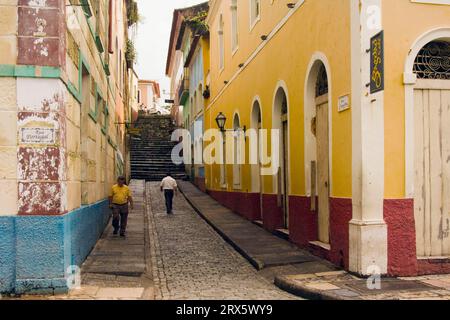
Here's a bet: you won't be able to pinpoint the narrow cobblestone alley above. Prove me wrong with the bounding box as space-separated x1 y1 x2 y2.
146 182 297 300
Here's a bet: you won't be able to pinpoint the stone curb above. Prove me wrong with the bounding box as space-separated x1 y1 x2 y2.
274 275 348 300
141 180 156 300
145 182 166 300
178 182 265 271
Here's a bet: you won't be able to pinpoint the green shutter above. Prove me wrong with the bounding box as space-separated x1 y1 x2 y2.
80 0 93 18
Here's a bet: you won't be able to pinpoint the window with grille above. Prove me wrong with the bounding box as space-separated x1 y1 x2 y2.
316 64 329 97
414 41 450 80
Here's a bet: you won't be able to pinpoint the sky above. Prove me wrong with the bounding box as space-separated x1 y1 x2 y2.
135 0 206 99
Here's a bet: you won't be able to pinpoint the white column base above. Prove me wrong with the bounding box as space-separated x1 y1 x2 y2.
349 220 388 276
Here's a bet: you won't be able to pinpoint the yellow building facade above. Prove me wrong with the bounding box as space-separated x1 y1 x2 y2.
166 2 210 189
204 0 450 276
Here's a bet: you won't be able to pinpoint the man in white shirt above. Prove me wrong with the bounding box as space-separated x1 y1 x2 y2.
160 172 178 214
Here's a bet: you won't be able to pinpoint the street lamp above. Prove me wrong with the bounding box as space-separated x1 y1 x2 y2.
215 112 227 132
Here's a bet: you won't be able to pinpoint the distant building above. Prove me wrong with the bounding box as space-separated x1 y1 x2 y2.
138 80 168 115
166 2 209 188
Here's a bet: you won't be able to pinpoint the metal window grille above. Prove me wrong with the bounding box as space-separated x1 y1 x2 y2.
316 64 329 97
414 41 450 80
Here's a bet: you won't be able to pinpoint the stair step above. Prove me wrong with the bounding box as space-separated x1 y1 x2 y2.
130 116 188 180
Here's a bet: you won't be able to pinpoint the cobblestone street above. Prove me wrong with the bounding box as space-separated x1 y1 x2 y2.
146 182 297 300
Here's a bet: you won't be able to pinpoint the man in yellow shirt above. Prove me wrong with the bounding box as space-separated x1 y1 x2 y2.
109 176 134 237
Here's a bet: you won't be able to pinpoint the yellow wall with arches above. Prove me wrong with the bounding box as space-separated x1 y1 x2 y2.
205 0 352 198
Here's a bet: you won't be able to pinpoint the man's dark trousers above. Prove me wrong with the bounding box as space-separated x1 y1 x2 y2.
164 190 174 214
112 204 129 234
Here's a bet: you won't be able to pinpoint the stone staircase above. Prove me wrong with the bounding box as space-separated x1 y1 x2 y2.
131 115 186 181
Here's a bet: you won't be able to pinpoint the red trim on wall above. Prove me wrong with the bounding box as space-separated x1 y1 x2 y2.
288 196 351 269
207 190 351 268
384 199 418 276
207 190 261 221
288 196 317 246
329 198 352 269
261 194 284 231
194 177 207 193
384 198 450 276
417 259 450 275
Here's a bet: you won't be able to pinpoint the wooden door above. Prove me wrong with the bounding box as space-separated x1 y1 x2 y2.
282 120 289 229
316 98 330 244
258 123 263 220
233 130 242 189
414 88 450 257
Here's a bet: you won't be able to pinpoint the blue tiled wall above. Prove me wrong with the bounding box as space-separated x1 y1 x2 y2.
0 218 16 293
0 200 110 294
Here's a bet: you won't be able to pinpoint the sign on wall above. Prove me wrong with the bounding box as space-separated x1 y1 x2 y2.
338 95 350 112
370 31 384 94
20 127 55 144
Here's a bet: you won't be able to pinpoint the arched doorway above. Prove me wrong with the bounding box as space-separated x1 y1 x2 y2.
273 86 289 231
251 99 263 220
305 57 331 245
314 63 330 245
412 40 450 258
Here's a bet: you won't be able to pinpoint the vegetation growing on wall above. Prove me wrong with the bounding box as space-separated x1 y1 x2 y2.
125 39 137 66
185 11 209 35
127 0 140 27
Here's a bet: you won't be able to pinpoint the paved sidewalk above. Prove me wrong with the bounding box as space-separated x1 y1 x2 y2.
15 180 154 300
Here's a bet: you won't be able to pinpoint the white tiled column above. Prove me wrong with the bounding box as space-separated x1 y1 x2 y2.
349 0 388 276
0 77 18 217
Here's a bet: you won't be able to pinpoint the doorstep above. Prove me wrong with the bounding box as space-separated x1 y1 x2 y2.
274 228 290 241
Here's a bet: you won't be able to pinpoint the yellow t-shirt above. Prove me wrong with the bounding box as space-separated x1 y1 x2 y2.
110 184 132 205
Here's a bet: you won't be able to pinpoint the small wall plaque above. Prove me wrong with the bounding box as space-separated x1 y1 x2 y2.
20 127 55 144
338 95 350 112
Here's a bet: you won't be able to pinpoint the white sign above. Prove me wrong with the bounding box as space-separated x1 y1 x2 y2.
20 127 55 144
338 95 350 112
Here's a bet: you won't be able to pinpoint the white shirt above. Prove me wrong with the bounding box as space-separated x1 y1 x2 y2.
160 176 177 190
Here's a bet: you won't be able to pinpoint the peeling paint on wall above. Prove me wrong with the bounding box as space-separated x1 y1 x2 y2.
18 0 64 67
18 182 62 215
28 1 49 8
17 78 66 112
16 77 68 216
18 147 60 181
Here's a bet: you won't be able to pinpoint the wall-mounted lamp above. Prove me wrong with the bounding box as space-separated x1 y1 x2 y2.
203 86 210 99
215 112 227 132
215 112 248 140
238 63 244 68
224 80 229 85
261 35 268 41
287 3 296 9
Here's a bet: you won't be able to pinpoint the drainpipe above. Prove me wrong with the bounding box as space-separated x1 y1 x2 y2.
108 0 114 54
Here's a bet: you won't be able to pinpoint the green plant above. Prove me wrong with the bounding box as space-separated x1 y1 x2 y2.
127 0 140 26
125 39 136 64
185 11 209 34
